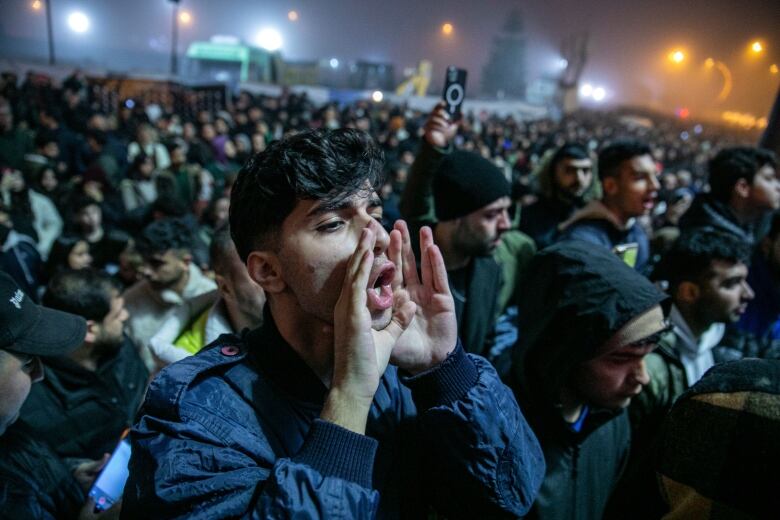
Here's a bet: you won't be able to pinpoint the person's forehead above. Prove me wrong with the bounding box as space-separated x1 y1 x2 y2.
626 154 656 172
479 196 511 213
562 157 592 168
294 190 382 221
708 258 747 278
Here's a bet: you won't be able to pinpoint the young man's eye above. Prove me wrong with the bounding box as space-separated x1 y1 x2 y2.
317 221 344 233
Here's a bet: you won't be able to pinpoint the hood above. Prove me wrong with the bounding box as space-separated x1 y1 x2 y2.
677 194 753 243
532 147 601 205
558 199 629 233
513 240 667 409
656 359 780 517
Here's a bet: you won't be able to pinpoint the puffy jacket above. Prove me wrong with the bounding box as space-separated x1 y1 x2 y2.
122 314 545 519
512 241 667 520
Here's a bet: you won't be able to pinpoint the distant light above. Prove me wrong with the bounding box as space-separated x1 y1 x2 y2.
557 58 568 69
371 90 384 103
694 124 703 134
31 0 42 11
579 83 593 98
67 11 90 33
771 64 779 75
124 99 135 109
288 10 299 22
676 107 690 119
751 41 763 53
329 58 339 69
441 23 453 36
680 131 689 141
255 28 282 51
592 87 606 102
178 10 192 25
704 58 715 68
669 50 685 64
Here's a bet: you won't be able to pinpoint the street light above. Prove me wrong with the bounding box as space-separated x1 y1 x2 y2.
31 0 42 11
256 28 283 51
705 58 715 68
751 41 764 54
372 90 384 103
668 50 685 64
771 64 779 75
441 23 453 36
178 10 192 25
288 10 299 22
67 11 89 33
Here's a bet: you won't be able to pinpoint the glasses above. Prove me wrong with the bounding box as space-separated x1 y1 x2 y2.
627 320 673 349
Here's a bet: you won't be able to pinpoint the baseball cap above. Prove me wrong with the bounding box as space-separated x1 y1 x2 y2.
0 272 86 356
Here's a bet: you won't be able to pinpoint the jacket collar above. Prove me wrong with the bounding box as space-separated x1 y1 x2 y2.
245 310 329 404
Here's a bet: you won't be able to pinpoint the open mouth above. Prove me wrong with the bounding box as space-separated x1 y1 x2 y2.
366 262 396 311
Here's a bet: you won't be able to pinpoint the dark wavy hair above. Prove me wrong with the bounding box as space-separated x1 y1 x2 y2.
43 268 120 322
598 139 652 181
652 229 751 291
44 235 89 280
229 128 385 261
708 147 778 204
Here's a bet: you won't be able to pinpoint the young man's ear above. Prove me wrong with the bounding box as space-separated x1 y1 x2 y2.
247 252 285 293
602 175 618 197
675 281 700 305
734 177 751 200
84 320 98 344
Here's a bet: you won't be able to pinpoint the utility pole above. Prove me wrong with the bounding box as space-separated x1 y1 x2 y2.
170 0 180 76
45 0 55 65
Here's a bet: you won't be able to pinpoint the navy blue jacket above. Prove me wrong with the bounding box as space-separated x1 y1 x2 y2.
122 316 544 519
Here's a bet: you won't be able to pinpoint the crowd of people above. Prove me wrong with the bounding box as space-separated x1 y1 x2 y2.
1 68 778 519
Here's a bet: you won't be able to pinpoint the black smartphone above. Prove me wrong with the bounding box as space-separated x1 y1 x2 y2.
442 66 467 119
88 432 131 511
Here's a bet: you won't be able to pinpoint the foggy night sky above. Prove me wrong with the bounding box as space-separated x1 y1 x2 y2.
1 0 778 117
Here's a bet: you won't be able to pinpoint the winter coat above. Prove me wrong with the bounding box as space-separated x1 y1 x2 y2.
557 200 650 271
121 314 546 519
512 240 667 520
678 193 765 246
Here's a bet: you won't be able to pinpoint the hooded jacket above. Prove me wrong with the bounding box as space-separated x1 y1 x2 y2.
557 200 650 271
519 148 601 250
678 193 765 246
512 241 666 520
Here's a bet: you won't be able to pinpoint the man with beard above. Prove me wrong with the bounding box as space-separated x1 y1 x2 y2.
123 217 217 370
122 129 544 518
400 103 518 371
558 139 660 271
520 142 598 249
17 269 148 461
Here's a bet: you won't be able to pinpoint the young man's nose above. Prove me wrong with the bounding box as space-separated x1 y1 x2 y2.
632 359 650 387
366 218 390 256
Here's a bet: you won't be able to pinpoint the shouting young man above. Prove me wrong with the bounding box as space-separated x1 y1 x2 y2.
123 129 544 518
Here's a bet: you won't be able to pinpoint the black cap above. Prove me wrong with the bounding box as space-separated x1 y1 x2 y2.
0 272 86 356
433 151 511 221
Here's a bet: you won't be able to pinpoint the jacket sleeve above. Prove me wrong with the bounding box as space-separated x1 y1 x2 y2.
123 379 381 519
402 344 545 518
398 140 450 222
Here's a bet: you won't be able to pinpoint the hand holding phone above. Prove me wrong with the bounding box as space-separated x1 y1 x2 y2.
442 66 467 120
88 435 131 512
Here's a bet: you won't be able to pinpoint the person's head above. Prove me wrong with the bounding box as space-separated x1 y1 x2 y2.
0 272 86 436
432 150 512 257
128 152 155 180
168 142 187 167
599 139 659 221
656 359 780 517
86 129 107 153
708 147 779 212
135 218 193 291
34 130 59 159
137 123 155 145
45 235 92 278
43 270 128 355
211 225 265 328
655 230 753 327
72 195 102 235
550 143 593 199
229 128 392 330
516 241 668 413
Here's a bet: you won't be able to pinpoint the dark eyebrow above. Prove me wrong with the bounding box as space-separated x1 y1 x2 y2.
306 194 382 218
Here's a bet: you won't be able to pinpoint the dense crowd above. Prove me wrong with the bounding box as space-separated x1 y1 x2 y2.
0 68 778 519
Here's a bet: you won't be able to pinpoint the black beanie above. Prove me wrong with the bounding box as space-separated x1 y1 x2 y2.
433 151 511 221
